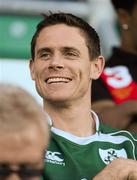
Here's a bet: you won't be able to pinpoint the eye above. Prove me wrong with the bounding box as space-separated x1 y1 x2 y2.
40 52 51 60
65 51 79 58
67 52 76 56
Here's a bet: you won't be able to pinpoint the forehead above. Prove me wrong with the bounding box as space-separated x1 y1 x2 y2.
36 24 87 49
0 128 46 164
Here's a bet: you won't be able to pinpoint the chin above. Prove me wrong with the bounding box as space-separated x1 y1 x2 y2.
46 96 71 105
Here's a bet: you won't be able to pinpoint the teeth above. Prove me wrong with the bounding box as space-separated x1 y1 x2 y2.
46 77 70 84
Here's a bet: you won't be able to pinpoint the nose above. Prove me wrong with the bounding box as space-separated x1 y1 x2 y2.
48 54 64 70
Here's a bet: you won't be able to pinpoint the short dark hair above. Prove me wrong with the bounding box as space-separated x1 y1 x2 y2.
31 12 101 60
111 0 137 13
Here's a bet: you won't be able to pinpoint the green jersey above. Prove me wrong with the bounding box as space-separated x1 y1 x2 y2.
44 112 137 180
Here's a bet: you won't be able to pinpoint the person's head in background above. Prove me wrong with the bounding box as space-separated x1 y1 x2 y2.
0 84 49 180
111 0 137 55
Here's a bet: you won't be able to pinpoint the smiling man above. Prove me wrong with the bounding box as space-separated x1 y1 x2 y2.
30 13 137 180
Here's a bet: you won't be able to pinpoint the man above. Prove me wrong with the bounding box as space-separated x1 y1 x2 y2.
92 0 137 133
30 12 137 180
0 83 49 180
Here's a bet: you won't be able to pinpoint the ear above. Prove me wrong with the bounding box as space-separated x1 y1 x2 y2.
90 56 105 80
29 59 35 80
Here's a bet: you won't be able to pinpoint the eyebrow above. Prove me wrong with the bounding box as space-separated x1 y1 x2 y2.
0 163 41 169
37 48 53 55
62 47 80 54
37 46 81 56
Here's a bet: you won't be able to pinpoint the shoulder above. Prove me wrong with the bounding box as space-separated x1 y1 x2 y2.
100 123 137 140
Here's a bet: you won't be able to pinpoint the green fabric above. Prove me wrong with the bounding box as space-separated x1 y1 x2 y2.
0 15 41 59
44 124 137 180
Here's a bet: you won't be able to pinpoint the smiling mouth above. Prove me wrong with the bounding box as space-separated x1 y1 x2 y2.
46 77 72 84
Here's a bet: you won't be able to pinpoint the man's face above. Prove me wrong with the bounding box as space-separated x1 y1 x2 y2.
0 127 46 180
30 24 103 104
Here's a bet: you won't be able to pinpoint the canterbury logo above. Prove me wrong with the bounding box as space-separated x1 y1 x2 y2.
45 151 65 166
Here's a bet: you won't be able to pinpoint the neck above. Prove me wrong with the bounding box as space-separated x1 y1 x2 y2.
44 98 96 137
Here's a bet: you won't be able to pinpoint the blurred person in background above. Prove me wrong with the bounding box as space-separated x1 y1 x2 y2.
30 12 137 180
92 0 137 133
0 83 49 180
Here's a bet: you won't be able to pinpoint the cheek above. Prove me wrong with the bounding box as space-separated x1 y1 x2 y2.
30 62 38 80
79 68 91 85
34 63 45 78
30 67 36 81
84 64 92 78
